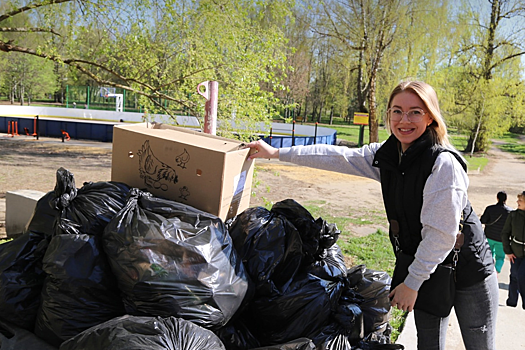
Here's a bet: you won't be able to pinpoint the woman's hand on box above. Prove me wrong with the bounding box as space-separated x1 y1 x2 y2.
244 140 279 160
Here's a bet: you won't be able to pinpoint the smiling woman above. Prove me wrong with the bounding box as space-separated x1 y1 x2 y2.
243 80 498 350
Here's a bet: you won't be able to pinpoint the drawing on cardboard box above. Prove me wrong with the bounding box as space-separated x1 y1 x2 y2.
175 148 190 169
179 186 190 200
137 140 179 191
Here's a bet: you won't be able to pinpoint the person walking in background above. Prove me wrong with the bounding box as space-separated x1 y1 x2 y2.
501 191 525 309
481 191 512 274
245 80 497 349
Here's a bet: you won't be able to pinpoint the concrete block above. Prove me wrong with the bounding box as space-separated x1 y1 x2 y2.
6 190 46 238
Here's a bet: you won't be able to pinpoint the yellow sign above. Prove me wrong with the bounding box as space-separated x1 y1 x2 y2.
353 112 369 125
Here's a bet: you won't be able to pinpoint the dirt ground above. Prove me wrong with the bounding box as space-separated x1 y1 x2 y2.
1 134 524 238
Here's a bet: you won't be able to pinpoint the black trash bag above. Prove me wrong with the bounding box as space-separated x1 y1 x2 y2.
26 168 78 237
356 323 394 346
55 179 131 237
226 206 304 296
312 305 364 349
310 286 364 349
352 341 404 350
214 318 262 350
0 168 77 331
308 240 348 282
347 265 392 338
0 168 130 334
58 315 226 350
0 316 58 350
0 231 49 330
271 199 340 263
28 167 130 238
314 317 402 350
317 331 352 350
243 244 348 346
249 338 316 350
34 232 125 347
102 189 248 329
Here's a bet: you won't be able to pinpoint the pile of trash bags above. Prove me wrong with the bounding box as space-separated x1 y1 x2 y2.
0 167 403 350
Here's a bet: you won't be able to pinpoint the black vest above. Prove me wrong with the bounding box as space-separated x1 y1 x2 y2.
373 132 494 288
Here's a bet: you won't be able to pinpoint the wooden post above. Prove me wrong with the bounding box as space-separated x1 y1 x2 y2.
197 81 219 135
292 120 295 146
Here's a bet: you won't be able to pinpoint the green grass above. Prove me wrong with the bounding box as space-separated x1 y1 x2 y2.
494 132 525 159
462 155 489 172
0 239 12 244
294 121 389 146
449 133 469 152
449 133 489 172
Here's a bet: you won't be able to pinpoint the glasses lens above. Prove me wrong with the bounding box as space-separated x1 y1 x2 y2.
389 108 403 121
407 110 424 122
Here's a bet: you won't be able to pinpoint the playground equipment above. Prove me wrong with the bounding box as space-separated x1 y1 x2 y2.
60 130 71 142
100 87 123 112
6 120 20 137
5 117 39 139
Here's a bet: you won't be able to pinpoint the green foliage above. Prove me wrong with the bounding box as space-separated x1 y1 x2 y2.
3 0 525 146
1 0 293 131
441 1 525 152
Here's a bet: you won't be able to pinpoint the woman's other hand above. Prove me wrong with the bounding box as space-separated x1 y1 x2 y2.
244 140 279 160
389 283 418 312
507 253 516 264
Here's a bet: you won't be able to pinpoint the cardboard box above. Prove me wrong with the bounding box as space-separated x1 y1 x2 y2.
111 123 254 221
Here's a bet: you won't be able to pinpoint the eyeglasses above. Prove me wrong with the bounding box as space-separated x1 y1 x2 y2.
388 108 426 122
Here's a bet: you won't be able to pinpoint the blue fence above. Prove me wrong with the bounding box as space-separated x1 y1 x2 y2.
0 116 118 142
1 115 337 146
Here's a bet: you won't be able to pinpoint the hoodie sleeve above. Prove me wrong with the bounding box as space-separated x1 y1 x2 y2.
278 143 383 181
403 152 469 291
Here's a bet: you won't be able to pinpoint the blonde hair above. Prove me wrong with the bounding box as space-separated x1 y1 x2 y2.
385 81 453 149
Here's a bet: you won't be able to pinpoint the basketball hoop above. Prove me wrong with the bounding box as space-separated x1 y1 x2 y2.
99 87 123 112
99 87 116 98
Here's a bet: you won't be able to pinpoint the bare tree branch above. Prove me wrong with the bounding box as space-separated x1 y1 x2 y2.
0 27 61 36
0 0 73 23
488 51 525 72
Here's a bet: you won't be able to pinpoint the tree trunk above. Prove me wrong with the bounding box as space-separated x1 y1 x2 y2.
329 106 334 125
303 97 308 122
9 83 15 104
296 104 302 122
317 102 324 123
311 104 317 122
20 85 25 106
368 76 379 143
